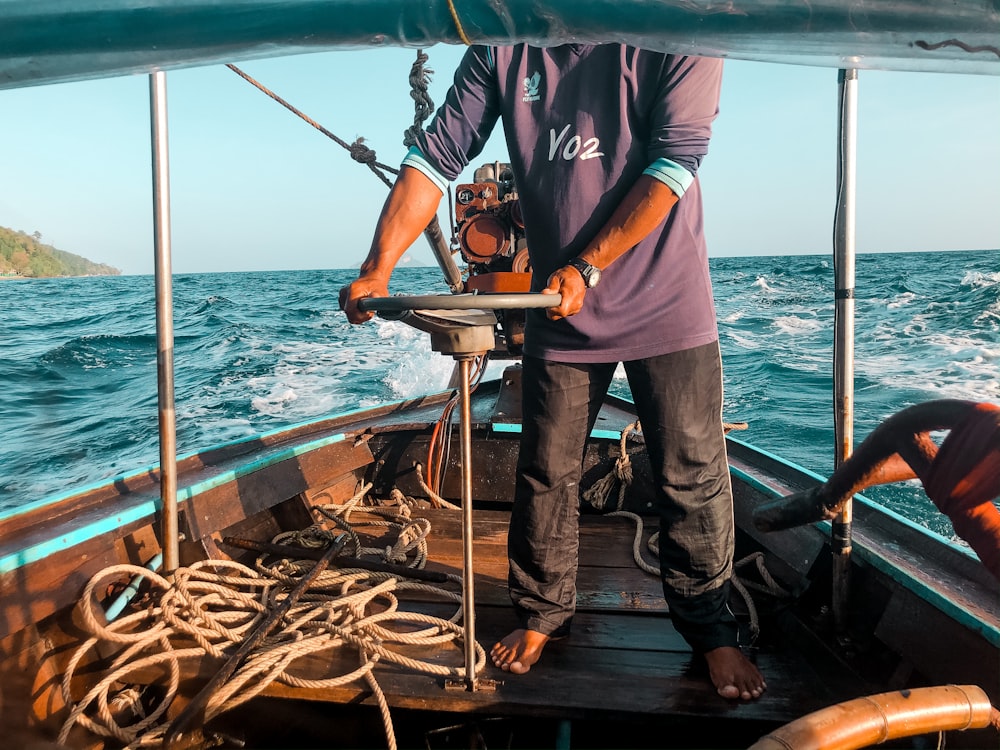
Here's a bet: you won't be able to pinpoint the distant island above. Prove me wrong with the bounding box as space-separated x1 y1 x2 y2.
0 225 120 278
349 253 432 270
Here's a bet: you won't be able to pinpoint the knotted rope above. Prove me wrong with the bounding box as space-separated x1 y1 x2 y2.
226 63 398 189
57 486 483 749
402 50 434 149
582 421 639 512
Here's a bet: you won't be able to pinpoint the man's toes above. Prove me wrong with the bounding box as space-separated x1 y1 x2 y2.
717 684 740 700
509 660 530 675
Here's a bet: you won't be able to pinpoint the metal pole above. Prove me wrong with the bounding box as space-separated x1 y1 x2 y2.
832 68 858 631
458 356 478 689
423 217 464 294
150 71 179 574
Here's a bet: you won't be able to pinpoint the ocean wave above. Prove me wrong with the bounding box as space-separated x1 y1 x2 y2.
961 269 1000 289
3 255 997 527
886 291 918 309
40 333 155 370
191 294 234 314
771 315 823 334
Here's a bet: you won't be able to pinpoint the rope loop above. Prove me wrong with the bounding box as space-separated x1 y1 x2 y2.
56 488 473 749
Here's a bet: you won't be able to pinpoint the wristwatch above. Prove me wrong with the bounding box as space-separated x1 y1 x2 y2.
566 257 602 288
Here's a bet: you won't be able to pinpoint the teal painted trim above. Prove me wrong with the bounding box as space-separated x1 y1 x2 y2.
728 465 790 502
730 452 993 646
105 552 163 621
591 429 622 441
173 398 406 459
0 464 157 523
491 423 621 441
727 436 978 557
175 433 346 502
0 499 160 576
1 395 410 524
852 543 1000 647
0 432 347 576
726 435 828 483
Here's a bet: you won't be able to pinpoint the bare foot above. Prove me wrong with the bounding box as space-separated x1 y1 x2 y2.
704 646 766 700
490 629 552 674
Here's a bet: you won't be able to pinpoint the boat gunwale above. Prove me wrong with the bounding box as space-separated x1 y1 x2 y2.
2 389 996 651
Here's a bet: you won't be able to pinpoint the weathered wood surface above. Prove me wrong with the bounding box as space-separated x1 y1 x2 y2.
244 509 859 735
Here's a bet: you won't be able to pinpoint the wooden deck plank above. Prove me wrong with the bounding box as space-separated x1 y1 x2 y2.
238 508 864 731
259 602 844 726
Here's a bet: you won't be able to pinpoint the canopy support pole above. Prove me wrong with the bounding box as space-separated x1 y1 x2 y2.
832 68 858 632
457 357 478 689
150 70 179 575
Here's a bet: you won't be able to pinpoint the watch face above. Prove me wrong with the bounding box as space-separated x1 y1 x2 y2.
570 258 600 288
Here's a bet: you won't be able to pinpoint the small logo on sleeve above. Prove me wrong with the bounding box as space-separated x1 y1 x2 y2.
522 71 541 102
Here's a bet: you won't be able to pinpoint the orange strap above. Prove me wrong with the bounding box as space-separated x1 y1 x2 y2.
923 403 1000 579
925 402 1000 510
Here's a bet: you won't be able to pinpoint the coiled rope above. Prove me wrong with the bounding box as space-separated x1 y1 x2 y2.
57 485 484 749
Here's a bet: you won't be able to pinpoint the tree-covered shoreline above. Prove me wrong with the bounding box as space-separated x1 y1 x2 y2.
0 225 120 278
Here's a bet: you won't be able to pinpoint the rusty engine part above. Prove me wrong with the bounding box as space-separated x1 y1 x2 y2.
454 162 532 355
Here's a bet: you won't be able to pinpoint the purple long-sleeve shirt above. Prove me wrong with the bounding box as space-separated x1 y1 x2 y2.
405 44 724 363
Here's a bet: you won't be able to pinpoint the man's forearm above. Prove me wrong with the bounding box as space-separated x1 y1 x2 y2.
543 174 680 320
359 166 444 281
576 174 679 271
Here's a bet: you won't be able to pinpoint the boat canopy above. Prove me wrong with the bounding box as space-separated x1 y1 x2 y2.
1 0 998 90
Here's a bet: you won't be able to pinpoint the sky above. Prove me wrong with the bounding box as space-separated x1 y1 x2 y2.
0 45 997 276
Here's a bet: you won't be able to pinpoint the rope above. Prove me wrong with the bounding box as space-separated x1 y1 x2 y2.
402 50 435 148
57 490 480 748
582 421 640 512
414 462 462 510
730 552 792 643
446 0 473 45
225 63 399 189
606 511 660 576
582 421 791 644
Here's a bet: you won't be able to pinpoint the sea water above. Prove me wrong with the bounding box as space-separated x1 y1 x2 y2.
1 250 997 541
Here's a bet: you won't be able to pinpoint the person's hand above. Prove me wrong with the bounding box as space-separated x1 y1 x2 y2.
542 265 587 321
338 275 389 324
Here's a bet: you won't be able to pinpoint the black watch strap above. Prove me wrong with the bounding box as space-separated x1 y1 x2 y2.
566 257 601 288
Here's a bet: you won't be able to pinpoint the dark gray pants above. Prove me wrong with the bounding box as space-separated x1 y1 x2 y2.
509 342 738 652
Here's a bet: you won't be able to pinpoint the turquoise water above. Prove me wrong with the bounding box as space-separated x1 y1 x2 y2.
1 250 997 540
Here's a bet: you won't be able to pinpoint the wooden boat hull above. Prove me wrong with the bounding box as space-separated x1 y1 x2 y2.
1 367 997 748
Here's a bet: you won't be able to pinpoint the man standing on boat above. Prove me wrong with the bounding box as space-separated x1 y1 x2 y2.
341 44 765 701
